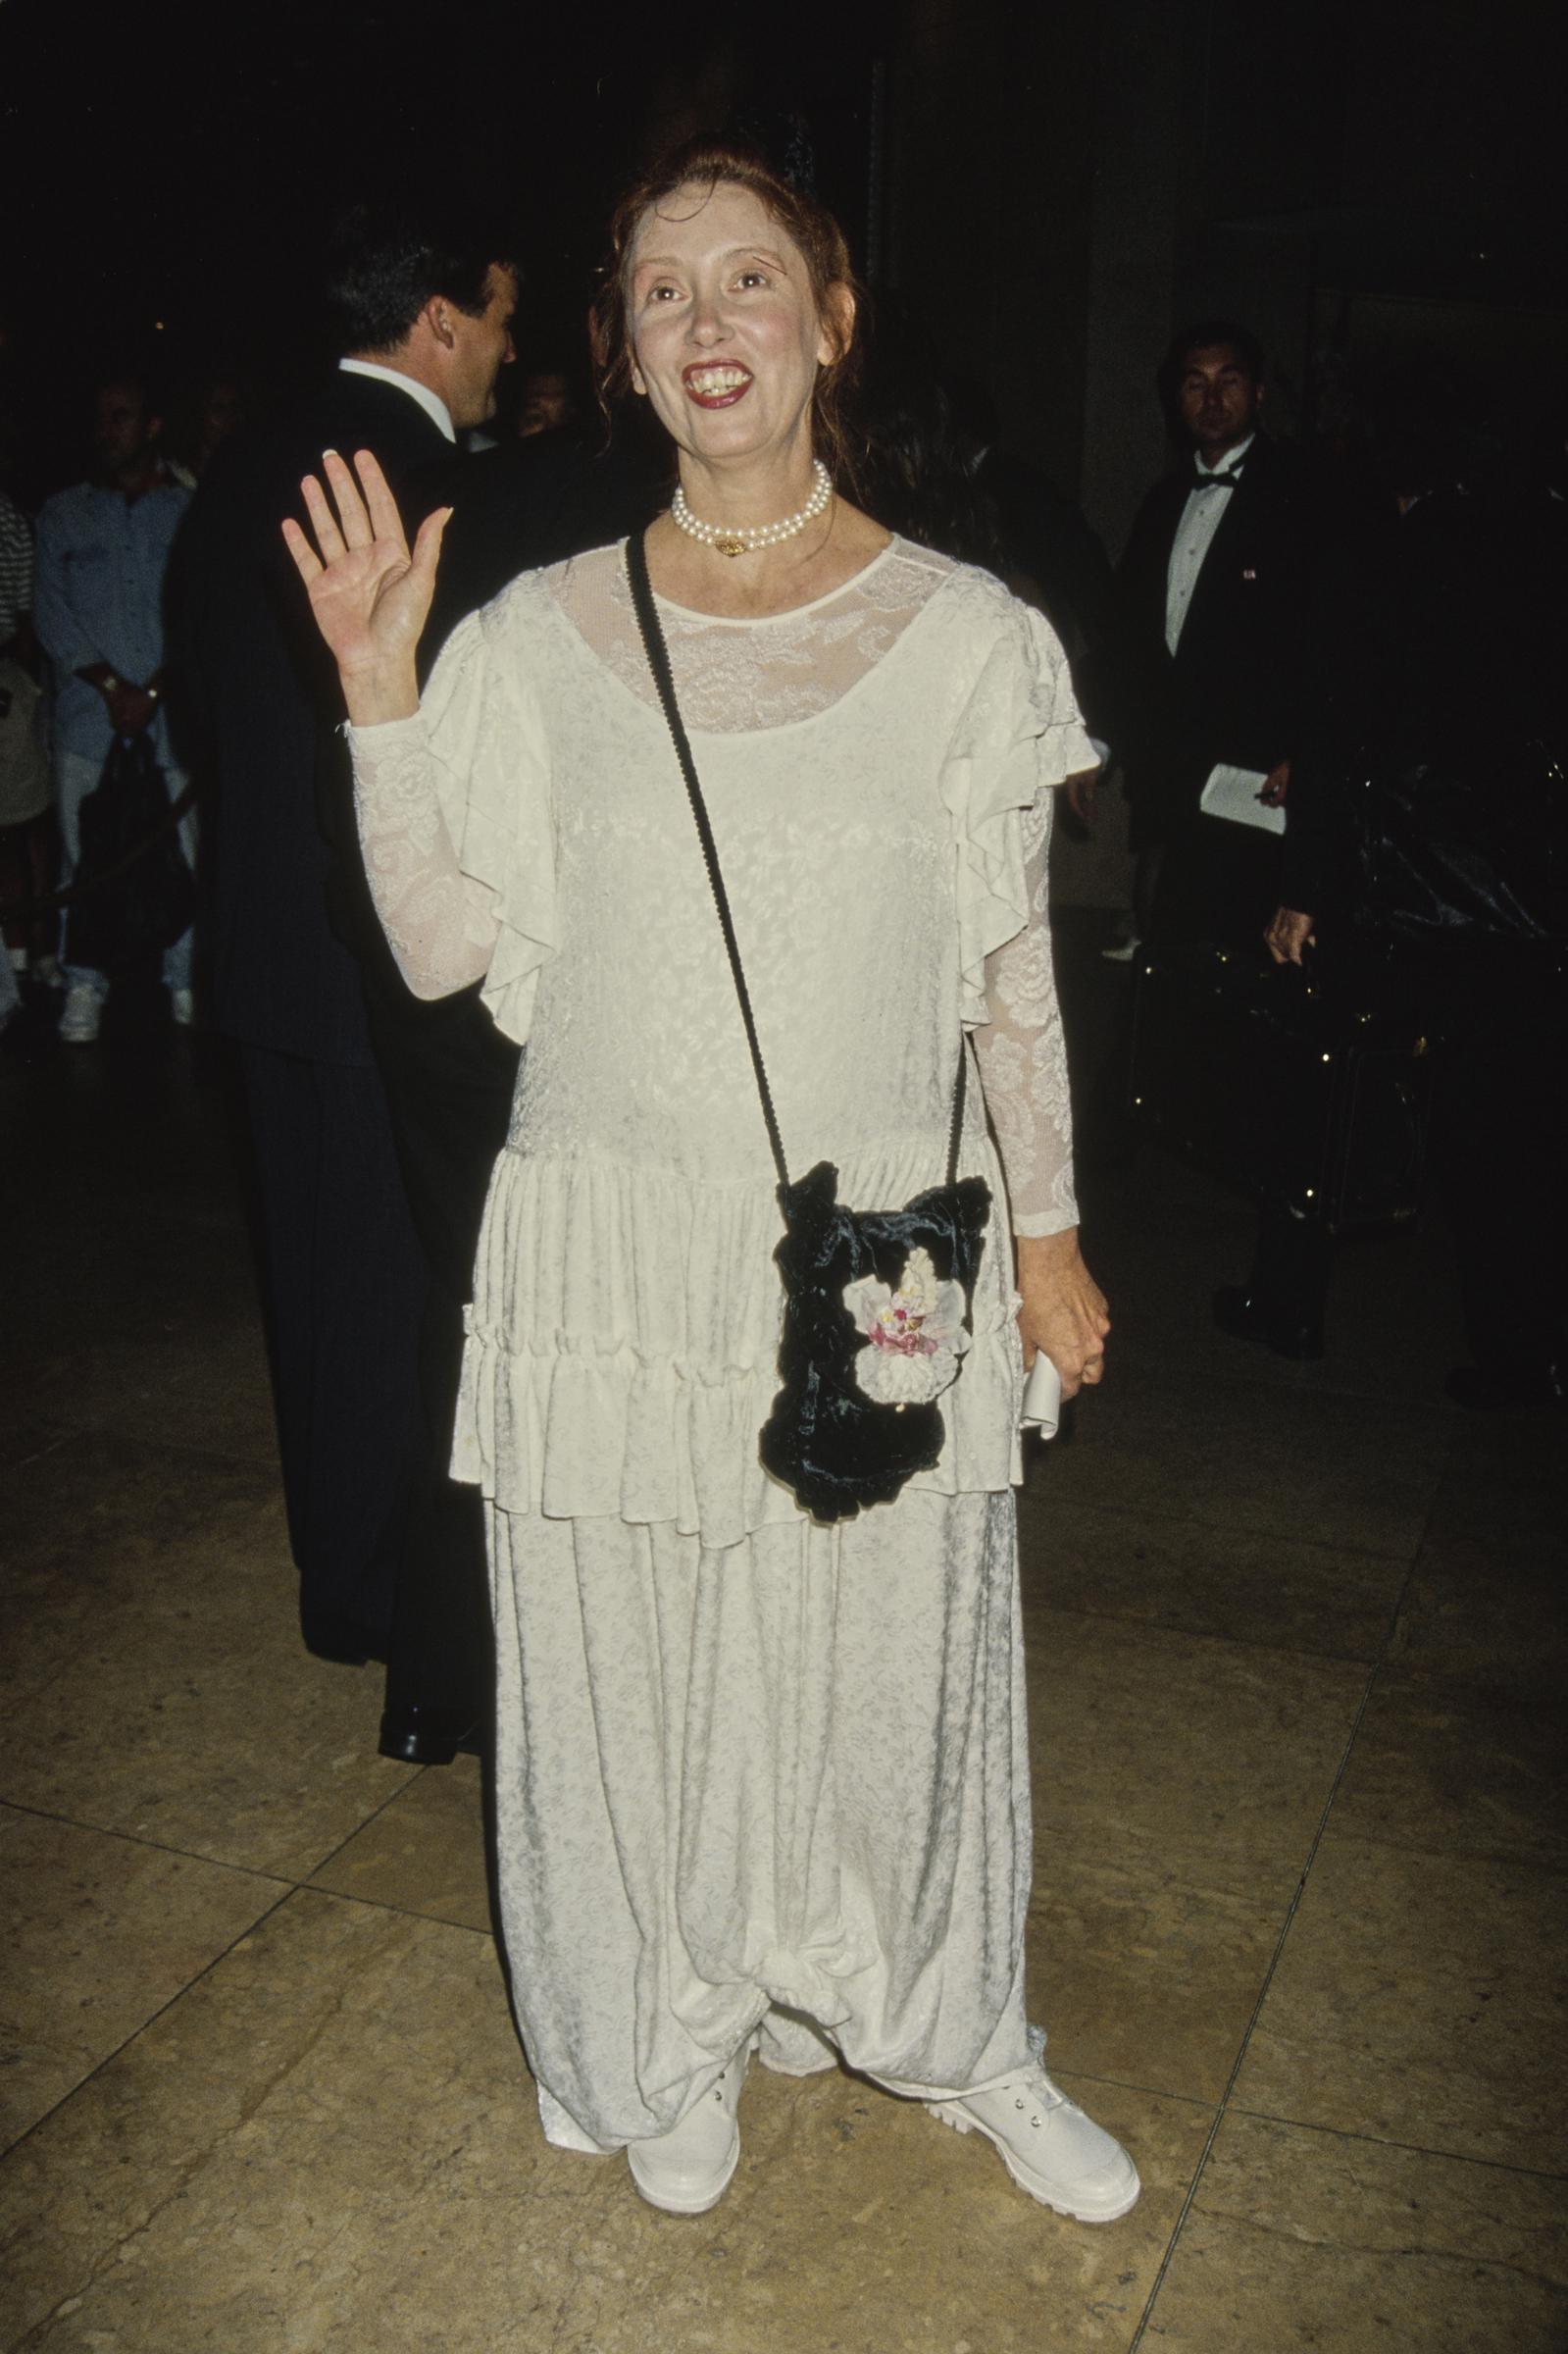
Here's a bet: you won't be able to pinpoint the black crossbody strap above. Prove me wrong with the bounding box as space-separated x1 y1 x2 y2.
627 530 790 1189
625 528 967 1193
945 1030 967 1190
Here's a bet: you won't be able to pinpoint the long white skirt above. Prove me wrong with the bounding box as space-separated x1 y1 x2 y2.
488 1486 1036 2153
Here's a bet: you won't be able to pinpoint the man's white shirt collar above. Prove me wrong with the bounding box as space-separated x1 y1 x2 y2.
1195 431 1256 481
337 359 455 443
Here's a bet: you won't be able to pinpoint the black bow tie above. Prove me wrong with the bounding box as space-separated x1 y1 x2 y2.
1191 461 1243 491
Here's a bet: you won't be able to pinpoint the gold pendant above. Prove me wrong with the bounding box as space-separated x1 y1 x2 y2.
715 535 749 558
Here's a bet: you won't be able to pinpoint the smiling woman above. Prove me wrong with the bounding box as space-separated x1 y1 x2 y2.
592 139 862 493
281 133 1134 2241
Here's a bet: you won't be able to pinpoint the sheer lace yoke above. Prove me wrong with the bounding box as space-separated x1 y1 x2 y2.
550 537 955 734
346 534 1093 1267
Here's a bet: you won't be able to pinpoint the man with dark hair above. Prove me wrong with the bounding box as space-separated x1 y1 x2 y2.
1153 318 1266 420
1114 321 1312 949
175 198 519 1759
324 201 506 353
321 200 518 442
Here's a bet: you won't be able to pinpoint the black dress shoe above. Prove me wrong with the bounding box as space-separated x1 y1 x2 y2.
1444 1362 1568 1412
1213 1285 1324 1361
378 1704 485 1766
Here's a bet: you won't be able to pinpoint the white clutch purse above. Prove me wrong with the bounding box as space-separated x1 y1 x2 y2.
1021 1356 1062 1439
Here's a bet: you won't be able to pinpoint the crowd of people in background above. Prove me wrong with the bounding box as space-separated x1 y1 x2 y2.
1 191 1563 1762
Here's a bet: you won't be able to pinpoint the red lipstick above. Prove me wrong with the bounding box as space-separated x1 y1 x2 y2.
682 362 753 410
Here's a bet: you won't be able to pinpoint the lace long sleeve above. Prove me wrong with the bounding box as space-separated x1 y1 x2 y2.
941 591 1091 1238
345 591 558 1044
348 710 500 998
972 789 1079 1236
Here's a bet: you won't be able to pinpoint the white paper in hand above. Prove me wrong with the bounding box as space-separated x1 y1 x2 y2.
1199 762 1284 837
1021 1356 1062 1439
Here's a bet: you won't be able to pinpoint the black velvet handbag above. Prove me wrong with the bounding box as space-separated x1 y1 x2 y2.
627 531 991 1525
1350 732 1568 952
65 732 196 976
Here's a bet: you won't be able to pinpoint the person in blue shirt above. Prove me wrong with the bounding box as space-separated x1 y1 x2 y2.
32 373 194 1043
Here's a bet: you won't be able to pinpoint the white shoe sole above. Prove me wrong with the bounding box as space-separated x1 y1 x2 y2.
627 2131 740 2217
926 2100 1142 2223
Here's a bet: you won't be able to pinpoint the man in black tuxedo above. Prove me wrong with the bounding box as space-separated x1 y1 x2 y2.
1114 322 1312 950
177 199 520 1760
1115 323 1336 1353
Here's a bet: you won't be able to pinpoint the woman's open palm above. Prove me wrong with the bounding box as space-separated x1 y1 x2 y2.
281 447 448 677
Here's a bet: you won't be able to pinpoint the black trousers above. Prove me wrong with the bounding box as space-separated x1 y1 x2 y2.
239 1044 428 1662
1147 821 1337 1338
367 986 521 1726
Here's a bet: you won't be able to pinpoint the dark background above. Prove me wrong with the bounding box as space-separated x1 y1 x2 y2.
0 0 895 493
3 0 1566 544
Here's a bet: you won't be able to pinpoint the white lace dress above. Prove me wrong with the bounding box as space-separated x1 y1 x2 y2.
347 536 1092 2154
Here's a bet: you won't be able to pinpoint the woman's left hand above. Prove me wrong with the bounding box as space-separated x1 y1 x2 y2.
1016 1228 1109 1399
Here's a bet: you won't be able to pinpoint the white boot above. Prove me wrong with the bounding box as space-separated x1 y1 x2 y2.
626 2034 756 2216
927 2061 1140 2223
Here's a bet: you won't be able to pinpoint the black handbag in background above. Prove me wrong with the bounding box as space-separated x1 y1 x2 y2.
1350 734 1568 951
65 732 195 976
1130 941 1433 1237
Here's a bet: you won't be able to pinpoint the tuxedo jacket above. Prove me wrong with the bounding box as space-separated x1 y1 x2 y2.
1113 435 1317 843
422 428 666 645
175 373 456 1064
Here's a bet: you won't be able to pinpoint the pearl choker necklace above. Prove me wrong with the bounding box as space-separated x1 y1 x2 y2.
671 459 833 558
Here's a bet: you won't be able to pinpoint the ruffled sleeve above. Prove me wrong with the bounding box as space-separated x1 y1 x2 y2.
939 597 1096 1026
941 593 1093 1236
347 588 556 1044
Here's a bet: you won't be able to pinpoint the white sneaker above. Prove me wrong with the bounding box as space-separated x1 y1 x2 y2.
171 987 196 1028
59 986 104 1045
627 2034 756 2215
1100 935 1140 964
927 2062 1140 2222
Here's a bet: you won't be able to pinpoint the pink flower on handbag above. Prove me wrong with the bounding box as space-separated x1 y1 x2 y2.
842 1248 971 1407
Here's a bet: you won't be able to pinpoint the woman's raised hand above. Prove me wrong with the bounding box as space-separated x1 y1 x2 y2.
281 448 448 700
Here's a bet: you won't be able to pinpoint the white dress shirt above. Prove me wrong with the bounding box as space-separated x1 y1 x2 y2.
1164 432 1254 654
336 359 455 443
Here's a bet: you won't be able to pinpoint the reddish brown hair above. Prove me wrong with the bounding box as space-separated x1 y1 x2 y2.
590 138 863 487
